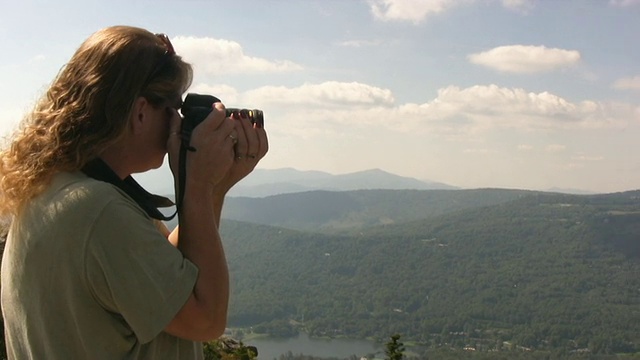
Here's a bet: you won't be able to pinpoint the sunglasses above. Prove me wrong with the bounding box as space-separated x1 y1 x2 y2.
142 33 176 90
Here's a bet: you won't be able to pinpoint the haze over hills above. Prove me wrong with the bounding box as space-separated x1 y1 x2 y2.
152 167 600 199
221 188 537 233
226 168 458 197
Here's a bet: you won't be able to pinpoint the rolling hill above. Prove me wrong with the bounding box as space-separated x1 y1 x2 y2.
221 188 536 232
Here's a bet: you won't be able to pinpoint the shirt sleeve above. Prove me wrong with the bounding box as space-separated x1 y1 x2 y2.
84 196 198 344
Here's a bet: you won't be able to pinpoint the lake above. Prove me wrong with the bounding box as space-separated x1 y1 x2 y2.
244 332 383 360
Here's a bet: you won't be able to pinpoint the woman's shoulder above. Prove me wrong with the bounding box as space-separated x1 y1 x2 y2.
47 171 135 210
13 172 146 238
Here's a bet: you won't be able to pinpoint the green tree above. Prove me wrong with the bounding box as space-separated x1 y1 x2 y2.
385 334 405 360
203 338 257 360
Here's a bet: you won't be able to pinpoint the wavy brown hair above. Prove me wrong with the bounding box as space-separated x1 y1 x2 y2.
0 26 193 216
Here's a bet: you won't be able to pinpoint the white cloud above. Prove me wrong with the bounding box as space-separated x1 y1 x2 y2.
468 45 581 73
612 76 640 90
193 82 636 140
545 144 566 152
396 84 628 132
242 81 395 108
369 0 462 24
565 162 584 170
518 144 533 151
369 0 535 23
463 148 492 154
336 39 382 48
563 154 604 172
28 55 46 64
572 155 604 161
172 36 303 75
609 0 640 6
501 0 535 12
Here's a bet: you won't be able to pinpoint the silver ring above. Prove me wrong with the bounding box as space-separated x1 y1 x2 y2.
229 134 238 143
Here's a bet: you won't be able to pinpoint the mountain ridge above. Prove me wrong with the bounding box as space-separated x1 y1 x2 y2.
152 167 602 198
226 167 458 197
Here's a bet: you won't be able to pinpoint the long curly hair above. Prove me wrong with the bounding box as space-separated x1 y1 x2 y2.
0 26 193 216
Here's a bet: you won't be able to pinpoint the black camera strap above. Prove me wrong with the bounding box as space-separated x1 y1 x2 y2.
176 132 196 220
82 158 178 221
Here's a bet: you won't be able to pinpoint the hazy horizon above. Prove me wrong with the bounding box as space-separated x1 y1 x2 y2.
135 165 627 196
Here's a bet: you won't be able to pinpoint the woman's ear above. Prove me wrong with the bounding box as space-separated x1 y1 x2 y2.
129 97 149 135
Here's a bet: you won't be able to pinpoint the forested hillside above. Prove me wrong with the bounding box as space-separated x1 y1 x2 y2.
221 188 536 233
220 190 640 356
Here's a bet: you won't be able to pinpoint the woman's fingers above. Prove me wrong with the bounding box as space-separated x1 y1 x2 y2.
231 112 267 161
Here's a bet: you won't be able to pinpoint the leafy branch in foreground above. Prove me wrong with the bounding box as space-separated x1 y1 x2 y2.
203 337 257 360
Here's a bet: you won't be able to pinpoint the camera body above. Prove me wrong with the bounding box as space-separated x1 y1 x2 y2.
180 93 264 134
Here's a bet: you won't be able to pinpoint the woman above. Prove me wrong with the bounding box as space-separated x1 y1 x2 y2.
0 26 267 359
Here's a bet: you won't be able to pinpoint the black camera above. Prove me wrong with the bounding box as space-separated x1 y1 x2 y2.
180 93 264 134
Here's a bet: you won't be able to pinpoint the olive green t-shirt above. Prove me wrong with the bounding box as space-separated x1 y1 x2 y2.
1 172 203 359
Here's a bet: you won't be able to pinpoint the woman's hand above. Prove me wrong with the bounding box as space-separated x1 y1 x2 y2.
213 113 269 195
167 102 237 194
167 104 268 198
190 103 238 190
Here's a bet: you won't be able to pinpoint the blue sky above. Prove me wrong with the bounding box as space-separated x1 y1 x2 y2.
1 0 639 193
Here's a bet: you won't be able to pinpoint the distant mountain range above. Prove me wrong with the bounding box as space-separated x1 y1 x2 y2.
151 167 598 198
227 168 457 197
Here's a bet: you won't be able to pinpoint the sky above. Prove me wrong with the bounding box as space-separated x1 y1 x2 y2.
1 0 639 194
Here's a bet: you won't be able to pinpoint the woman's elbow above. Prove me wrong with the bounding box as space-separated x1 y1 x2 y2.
165 295 228 341
197 320 227 342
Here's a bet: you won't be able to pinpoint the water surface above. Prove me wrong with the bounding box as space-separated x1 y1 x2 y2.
246 332 382 360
